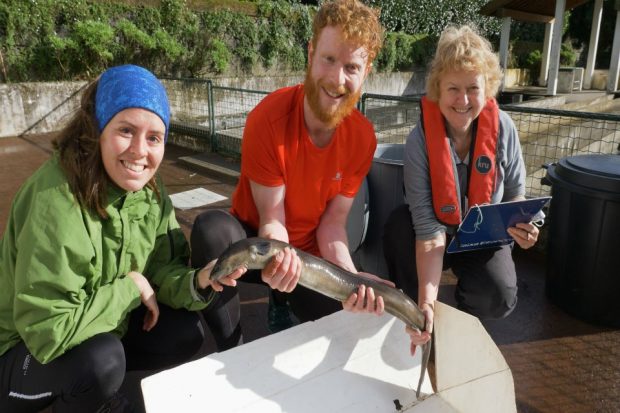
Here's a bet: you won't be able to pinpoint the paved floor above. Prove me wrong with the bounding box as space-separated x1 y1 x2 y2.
1 133 619 412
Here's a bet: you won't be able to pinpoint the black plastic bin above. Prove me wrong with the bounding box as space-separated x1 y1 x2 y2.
356 144 405 278
544 154 620 327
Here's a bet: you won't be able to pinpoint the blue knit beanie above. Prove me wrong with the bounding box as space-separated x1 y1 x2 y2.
95 64 170 141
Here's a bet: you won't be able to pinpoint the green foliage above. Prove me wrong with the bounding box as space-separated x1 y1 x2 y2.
209 38 230 73
188 0 258 14
73 20 116 74
255 1 312 70
525 49 542 74
366 0 501 40
1 0 471 82
509 40 539 69
376 32 398 72
560 42 578 67
118 19 156 50
231 14 261 71
515 42 577 77
376 32 435 72
153 29 186 59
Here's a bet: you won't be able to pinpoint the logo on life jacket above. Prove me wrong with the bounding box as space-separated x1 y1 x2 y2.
475 155 493 174
440 205 457 214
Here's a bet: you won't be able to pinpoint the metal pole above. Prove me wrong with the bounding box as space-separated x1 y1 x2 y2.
207 80 216 152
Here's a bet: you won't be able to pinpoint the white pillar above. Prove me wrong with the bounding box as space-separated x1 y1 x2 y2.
546 0 566 96
608 9 620 93
499 17 512 91
539 21 554 87
584 0 604 89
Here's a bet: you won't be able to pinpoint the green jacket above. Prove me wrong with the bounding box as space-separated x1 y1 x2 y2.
0 154 213 364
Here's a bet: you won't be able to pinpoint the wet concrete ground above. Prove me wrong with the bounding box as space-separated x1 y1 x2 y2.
1 133 618 412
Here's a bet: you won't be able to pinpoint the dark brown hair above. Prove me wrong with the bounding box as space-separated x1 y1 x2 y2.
52 79 160 218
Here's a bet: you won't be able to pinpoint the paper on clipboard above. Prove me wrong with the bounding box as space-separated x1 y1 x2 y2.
446 196 551 253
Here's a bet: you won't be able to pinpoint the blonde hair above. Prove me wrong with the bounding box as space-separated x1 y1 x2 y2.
426 25 502 101
311 0 384 64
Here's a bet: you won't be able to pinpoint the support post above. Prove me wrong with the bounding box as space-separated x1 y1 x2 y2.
499 17 512 92
546 0 566 95
607 8 620 93
584 0 604 89
539 22 554 87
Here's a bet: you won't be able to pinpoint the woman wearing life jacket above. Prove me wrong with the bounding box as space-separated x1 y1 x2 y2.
0 65 245 412
382 26 539 355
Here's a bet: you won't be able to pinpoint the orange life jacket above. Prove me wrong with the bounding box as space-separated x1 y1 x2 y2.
420 96 499 226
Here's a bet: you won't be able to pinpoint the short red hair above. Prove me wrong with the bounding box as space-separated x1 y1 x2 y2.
311 0 384 64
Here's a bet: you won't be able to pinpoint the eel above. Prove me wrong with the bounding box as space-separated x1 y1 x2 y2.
210 237 432 399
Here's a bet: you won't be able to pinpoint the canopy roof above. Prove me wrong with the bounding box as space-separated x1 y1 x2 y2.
480 0 591 23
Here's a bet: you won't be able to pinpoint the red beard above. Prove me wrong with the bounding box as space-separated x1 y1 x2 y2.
304 69 361 129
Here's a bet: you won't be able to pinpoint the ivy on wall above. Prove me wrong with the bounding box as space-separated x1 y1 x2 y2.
0 0 316 81
365 0 500 39
0 0 498 83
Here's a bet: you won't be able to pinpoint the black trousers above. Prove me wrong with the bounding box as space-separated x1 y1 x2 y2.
191 210 342 336
383 204 518 320
0 304 204 413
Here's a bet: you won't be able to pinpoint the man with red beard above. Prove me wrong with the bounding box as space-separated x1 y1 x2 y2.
191 0 386 348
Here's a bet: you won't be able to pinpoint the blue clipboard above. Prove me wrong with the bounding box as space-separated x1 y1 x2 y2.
446 196 551 253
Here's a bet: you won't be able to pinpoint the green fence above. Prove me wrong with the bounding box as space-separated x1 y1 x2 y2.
210 85 269 156
167 78 620 197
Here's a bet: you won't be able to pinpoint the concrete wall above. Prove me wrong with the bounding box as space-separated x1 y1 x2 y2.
504 68 531 87
0 71 425 138
196 70 426 96
591 70 609 90
0 82 86 138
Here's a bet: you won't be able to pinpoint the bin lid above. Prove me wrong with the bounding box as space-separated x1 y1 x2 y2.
373 143 404 166
549 154 620 194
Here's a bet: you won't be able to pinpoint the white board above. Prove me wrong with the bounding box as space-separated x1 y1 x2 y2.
142 303 516 413
142 311 432 412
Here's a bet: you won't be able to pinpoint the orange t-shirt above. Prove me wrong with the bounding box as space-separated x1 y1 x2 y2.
230 84 376 255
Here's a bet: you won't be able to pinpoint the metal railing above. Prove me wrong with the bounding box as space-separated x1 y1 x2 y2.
361 93 422 145
210 85 269 156
166 78 620 197
501 106 620 197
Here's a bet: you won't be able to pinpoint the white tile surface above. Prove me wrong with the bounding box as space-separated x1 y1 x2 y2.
142 311 431 412
142 303 516 413
169 187 227 209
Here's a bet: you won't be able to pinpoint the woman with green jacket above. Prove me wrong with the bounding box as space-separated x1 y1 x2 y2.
0 64 244 412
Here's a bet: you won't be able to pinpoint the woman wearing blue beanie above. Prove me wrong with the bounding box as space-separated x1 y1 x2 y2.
0 65 245 412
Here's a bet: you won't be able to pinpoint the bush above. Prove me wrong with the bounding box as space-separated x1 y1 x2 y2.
366 0 501 39
560 42 578 67
525 49 542 74
73 20 116 75
0 0 495 82
209 38 230 73
376 33 398 72
510 40 541 69
376 32 435 72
